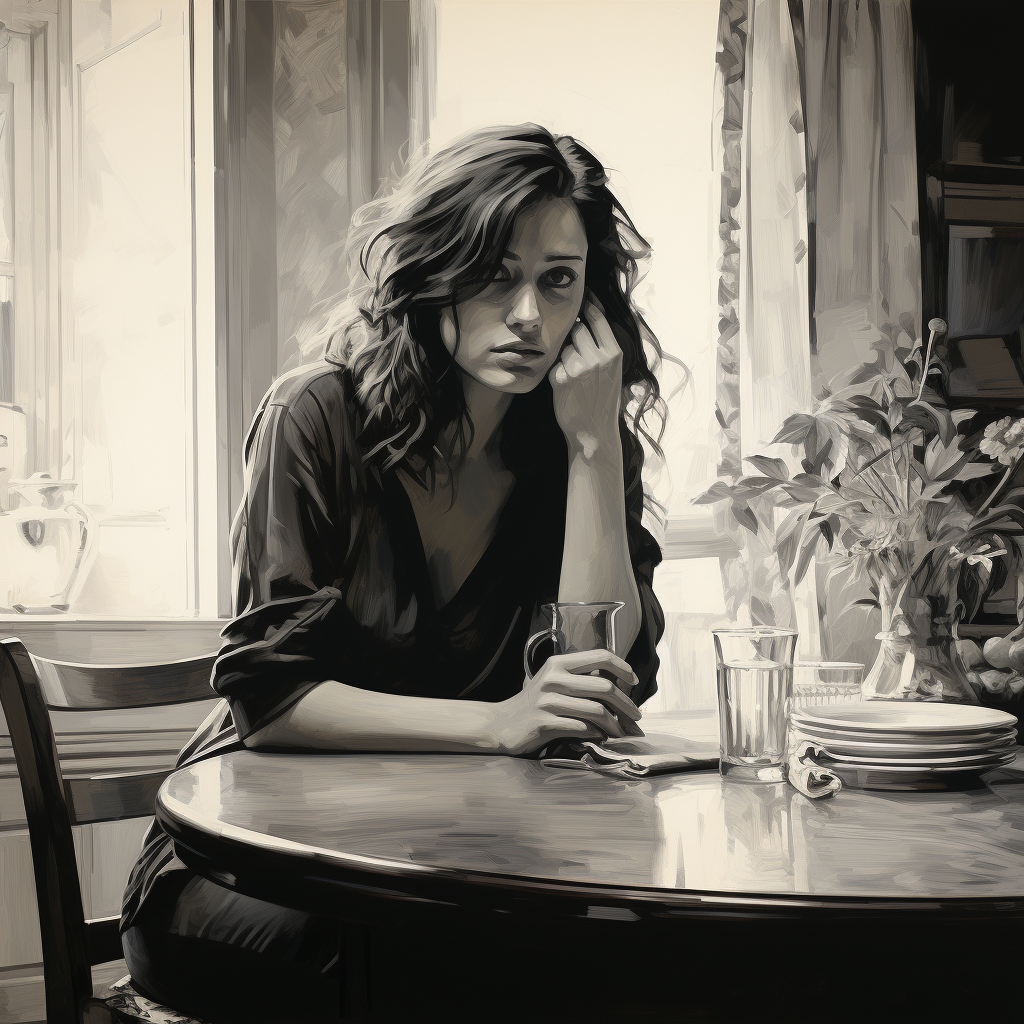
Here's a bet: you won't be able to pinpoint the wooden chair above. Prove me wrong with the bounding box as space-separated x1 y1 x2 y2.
0 636 220 1024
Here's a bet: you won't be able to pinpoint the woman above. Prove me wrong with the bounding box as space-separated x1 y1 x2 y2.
121 124 666 1023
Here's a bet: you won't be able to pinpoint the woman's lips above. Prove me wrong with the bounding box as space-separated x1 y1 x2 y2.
492 342 545 357
493 345 545 373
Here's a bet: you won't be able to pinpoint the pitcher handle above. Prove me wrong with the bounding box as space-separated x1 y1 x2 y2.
54 499 94 606
524 629 560 679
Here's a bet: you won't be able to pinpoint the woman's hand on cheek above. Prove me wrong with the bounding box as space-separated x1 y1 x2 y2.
549 299 623 458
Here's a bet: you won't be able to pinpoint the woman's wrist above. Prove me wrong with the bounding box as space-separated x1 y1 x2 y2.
565 426 622 462
462 699 508 754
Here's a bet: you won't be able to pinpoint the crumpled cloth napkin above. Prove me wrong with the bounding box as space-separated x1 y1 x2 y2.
787 740 843 799
541 738 718 778
541 732 843 799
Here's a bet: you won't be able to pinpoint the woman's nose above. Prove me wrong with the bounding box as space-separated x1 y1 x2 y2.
507 286 541 334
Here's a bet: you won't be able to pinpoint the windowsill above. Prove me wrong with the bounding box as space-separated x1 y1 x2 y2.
0 615 228 626
662 511 740 559
0 616 228 662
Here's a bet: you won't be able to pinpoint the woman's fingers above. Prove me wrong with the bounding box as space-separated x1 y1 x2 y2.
544 695 625 738
545 673 642 721
560 344 588 376
571 319 602 362
583 299 618 354
549 362 569 386
550 649 638 687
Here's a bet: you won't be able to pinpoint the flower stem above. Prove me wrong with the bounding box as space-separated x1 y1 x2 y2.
977 461 1018 516
916 344 934 404
867 464 904 513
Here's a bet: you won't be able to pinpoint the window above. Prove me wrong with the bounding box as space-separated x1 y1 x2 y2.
0 0 423 621
0 0 212 617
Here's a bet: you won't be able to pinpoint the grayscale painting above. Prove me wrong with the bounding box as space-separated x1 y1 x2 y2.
0 1 1022 1022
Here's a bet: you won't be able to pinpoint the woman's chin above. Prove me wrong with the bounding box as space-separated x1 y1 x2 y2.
476 366 546 393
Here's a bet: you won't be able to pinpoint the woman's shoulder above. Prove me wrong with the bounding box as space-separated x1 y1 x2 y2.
261 358 354 417
248 359 362 461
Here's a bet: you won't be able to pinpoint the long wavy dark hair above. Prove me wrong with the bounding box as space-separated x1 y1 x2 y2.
324 123 666 505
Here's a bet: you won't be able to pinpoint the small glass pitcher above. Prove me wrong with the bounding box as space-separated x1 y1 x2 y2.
524 601 625 678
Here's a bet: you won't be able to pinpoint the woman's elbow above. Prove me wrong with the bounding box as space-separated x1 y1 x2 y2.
241 720 278 749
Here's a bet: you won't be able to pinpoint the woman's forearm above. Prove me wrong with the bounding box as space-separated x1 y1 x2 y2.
243 680 501 753
559 435 642 654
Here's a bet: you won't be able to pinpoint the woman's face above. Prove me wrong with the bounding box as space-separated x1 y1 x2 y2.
440 197 588 393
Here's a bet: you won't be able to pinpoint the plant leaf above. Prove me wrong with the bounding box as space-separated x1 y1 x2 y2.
794 528 822 585
775 510 806 579
818 517 836 549
781 481 827 503
745 455 790 480
693 480 735 504
953 462 999 482
731 502 758 535
726 477 783 499
772 413 815 445
902 399 956 444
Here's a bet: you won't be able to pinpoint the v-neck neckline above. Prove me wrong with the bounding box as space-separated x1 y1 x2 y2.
384 468 520 619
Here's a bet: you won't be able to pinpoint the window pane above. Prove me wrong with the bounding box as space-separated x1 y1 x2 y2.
70 0 194 614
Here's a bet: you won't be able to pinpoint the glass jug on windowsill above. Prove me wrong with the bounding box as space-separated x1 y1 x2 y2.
0 473 97 614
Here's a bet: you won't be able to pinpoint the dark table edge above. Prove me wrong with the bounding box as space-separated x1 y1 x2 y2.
156 791 1024 924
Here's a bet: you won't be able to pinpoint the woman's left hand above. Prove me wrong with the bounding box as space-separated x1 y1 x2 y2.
550 298 623 457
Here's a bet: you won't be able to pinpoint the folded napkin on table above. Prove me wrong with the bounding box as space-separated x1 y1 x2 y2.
540 729 719 778
787 740 843 799
541 727 843 799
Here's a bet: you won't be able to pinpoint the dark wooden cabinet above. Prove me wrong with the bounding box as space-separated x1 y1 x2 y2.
914 0 1024 648
915 0 1024 406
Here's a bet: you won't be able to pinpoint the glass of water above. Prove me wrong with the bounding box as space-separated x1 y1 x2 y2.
792 662 864 709
712 627 798 783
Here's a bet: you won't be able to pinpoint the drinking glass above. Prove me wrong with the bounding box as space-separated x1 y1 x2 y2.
792 662 864 709
712 627 798 782
525 601 641 736
525 602 625 677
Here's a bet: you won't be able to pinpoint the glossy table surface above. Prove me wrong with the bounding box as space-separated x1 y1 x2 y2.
156 711 1024 917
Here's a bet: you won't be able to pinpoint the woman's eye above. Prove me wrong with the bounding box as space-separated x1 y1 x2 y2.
541 268 577 290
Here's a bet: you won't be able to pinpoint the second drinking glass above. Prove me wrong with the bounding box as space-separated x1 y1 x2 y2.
712 627 798 783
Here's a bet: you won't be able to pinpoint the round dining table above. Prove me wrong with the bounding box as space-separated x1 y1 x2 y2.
155 711 1024 1023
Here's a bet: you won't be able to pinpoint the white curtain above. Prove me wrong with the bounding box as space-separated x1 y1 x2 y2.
712 0 922 666
803 0 922 389
715 0 817 644
801 0 922 668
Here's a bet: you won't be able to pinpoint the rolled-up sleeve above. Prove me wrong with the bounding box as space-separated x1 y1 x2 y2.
622 429 665 706
213 389 352 739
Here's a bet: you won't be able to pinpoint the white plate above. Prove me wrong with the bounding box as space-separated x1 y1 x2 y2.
787 721 1017 746
817 751 1018 792
807 746 1016 768
790 726 1018 758
791 700 1017 735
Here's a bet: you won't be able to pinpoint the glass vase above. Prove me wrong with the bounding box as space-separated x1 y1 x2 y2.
861 576 978 704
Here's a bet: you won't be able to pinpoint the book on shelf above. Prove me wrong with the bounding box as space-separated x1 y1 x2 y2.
950 336 1024 399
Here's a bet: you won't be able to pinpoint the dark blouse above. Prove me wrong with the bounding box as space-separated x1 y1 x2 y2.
122 360 664 928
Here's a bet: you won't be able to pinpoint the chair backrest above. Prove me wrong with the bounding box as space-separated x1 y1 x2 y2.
0 637 219 1024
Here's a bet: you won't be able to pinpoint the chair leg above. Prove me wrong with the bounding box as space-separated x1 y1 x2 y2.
341 921 372 1022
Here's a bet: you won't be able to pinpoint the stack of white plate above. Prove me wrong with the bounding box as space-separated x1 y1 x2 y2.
790 701 1019 791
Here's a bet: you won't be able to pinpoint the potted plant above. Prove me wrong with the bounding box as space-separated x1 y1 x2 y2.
698 322 1024 703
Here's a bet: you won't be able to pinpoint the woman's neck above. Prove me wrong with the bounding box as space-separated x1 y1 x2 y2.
460 376 513 460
